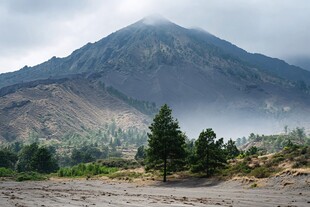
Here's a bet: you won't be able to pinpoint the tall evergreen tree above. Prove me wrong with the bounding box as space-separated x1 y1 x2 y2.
225 138 240 159
193 128 226 176
135 145 145 160
146 104 186 182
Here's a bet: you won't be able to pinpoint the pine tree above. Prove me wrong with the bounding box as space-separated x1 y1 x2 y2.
146 104 186 182
225 138 240 159
193 128 226 176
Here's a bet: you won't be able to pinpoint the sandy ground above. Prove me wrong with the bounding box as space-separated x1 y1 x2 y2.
0 176 309 207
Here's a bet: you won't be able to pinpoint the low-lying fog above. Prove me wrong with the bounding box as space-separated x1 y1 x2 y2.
174 108 304 141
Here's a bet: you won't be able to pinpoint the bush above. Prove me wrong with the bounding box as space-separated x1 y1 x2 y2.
57 163 118 177
0 167 15 177
16 172 47 182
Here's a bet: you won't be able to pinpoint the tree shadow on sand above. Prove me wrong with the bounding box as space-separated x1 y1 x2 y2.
152 177 224 188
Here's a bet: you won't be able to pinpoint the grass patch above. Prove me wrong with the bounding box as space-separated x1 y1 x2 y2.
57 163 118 177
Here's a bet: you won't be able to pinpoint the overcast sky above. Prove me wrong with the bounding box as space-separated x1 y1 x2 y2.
1 0 310 74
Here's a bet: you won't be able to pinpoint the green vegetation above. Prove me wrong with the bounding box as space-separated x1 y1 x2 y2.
70 146 108 165
249 166 273 178
282 145 310 168
191 129 226 176
52 123 148 167
17 143 59 173
57 163 117 177
0 167 15 177
238 127 310 153
0 168 47 182
146 104 186 182
59 123 147 150
0 104 309 183
225 139 240 159
221 145 309 178
221 161 252 177
16 172 47 182
9 122 149 168
135 145 146 161
0 149 18 169
1 143 58 174
97 158 141 169
0 143 57 181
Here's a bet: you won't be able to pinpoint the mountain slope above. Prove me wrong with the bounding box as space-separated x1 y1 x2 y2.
0 16 309 137
1 16 310 89
0 75 150 142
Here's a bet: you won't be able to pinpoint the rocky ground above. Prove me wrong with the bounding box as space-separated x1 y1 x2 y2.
0 172 309 207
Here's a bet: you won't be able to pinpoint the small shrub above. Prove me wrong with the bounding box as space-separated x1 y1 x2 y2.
250 183 257 188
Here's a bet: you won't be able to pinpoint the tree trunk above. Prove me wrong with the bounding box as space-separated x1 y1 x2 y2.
206 151 209 177
163 157 167 182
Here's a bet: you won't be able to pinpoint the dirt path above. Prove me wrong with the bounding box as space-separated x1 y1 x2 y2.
0 178 309 207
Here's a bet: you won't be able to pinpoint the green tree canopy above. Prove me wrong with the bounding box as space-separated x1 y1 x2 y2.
146 104 186 182
0 149 18 169
17 143 58 173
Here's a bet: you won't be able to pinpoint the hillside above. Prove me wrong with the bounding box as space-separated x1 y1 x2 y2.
0 75 151 142
1 16 310 137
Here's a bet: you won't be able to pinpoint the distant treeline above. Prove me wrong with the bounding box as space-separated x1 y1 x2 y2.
0 143 58 174
236 127 310 153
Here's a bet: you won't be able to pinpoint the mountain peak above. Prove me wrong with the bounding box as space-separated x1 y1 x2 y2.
140 14 172 26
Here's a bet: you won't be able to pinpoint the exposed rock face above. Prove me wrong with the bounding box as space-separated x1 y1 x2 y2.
0 76 150 141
